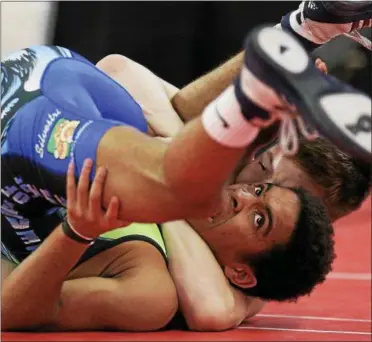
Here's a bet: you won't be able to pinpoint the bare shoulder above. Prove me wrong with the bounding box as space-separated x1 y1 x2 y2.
66 240 168 280
1 257 17 285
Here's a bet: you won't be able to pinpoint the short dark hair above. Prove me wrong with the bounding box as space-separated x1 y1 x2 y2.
292 137 371 221
237 186 335 302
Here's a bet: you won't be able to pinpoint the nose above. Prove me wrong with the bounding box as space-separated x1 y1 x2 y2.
230 184 255 212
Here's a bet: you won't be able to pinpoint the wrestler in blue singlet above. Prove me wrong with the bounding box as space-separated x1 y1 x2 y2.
1 46 153 263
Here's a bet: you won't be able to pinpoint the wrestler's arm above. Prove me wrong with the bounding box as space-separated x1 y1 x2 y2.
2 222 174 331
98 52 243 124
172 53 244 122
162 221 265 331
2 224 111 330
2 163 172 331
170 56 328 123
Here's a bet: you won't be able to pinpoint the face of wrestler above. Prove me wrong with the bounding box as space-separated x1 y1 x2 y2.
188 183 300 289
234 145 324 199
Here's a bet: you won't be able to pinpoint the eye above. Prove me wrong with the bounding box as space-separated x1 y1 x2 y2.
254 185 264 196
258 161 266 171
254 212 265 228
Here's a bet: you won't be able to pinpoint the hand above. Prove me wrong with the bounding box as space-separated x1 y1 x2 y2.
66 158 129 238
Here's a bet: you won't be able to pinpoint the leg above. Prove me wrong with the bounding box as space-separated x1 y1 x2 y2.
2 48 251 223
280 1 372 51
234 25 371 162
96 54 184 138
170 1 372 122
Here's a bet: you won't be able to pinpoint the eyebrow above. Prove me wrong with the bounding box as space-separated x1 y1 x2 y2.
262 183 275 237
263 205 273 237
253 139 278 159
265 182 275 191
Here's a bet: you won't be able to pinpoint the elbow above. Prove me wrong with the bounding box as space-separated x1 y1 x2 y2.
244 298 266 320
187 314 238 332
185 305 239 332
96 54 129 76
2 317 47 332
1 302 54 332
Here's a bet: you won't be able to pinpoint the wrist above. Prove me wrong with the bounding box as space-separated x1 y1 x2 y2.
61 220 96 245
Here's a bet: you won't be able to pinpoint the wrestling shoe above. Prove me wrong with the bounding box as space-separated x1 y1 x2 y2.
234 25 371 162
280 1 372 51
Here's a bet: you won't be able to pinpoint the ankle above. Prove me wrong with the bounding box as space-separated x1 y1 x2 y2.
201 85 260 148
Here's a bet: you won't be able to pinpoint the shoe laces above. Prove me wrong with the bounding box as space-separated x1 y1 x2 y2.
343 31 371 51
272 98 319 156
344 19 372 51
279 115 319 156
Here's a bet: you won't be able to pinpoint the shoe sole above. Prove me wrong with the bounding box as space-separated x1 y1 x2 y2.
243 25 371 162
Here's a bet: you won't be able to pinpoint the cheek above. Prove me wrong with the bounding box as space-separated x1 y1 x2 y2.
232 212 278 252
228 216 268 251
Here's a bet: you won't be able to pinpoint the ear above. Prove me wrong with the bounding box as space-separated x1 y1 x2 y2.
224 263 257 289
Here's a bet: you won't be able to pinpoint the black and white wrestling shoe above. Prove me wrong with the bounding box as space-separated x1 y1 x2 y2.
281 1 372 51
235 25 371 162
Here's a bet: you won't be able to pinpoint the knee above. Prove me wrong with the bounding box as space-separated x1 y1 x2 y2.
96 54 130 77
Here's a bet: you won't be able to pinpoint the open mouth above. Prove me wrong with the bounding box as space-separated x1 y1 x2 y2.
208 192 238 224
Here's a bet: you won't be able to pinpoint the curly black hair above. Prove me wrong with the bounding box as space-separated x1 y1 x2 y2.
236 186 336 302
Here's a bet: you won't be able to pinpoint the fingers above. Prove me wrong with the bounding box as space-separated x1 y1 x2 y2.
66 158 123 235
105 196 120 221
76 159 93 213
66 161 77 209
88 165 107 217
105 196 129 229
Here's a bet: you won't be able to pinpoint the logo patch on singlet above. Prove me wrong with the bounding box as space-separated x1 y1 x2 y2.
47 119 80 159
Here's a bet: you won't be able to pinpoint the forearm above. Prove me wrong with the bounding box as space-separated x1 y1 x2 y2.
172 52 244 122
1 225 89 330
162 221 249 331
